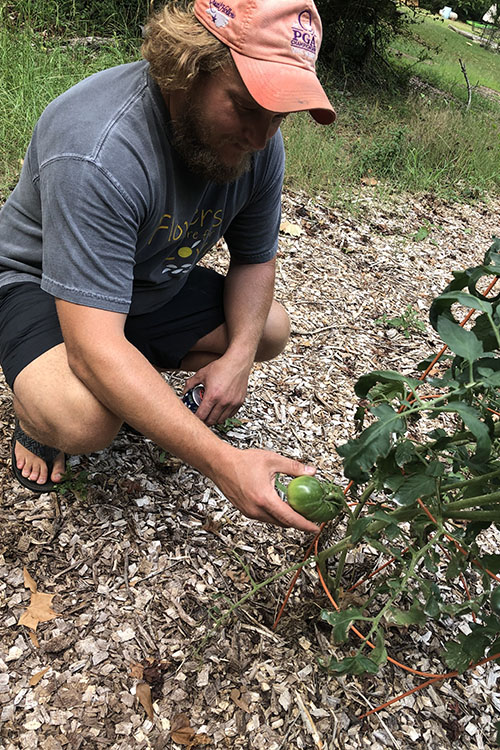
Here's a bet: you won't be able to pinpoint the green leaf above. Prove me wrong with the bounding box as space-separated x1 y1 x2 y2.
393 474 436 507
326 654 380 675
395 440 418 467
412 226 429 242
443 639 471 674
337 404 405 481
462 630 491 662
487 637 500 660
437 291 493 316
437 316 483 361
354 371 421 400
434 402 491 463
387 601 426 626
320 608 366 643
445 552 467 580
370 629 388 666
479 555 500 575
425 460 444 477
350 518 373 544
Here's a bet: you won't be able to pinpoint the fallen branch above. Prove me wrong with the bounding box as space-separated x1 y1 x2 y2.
459 57 472 111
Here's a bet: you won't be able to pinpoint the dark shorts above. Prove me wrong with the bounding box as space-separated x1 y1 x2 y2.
0 266 225 390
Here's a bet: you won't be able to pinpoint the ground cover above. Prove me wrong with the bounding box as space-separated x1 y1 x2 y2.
1 188 499 749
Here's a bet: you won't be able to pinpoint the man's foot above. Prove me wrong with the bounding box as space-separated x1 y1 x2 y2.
11 419 66 493
14 441 66 485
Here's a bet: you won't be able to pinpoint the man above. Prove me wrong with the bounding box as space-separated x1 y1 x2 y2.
0 0 335 532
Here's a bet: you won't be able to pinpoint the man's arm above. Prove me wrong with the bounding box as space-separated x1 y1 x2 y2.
55 299 319 533
185 257 279 425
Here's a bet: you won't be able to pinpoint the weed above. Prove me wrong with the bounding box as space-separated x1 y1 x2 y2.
375 304 427 338
56 469 89 499
215 417 244 435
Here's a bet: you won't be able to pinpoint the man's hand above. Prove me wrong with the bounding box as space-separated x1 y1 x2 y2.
184 354 252 426
212 448 321 533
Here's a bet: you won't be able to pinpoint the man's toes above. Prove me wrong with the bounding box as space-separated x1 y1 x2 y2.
50 452 66 483
22 461 38 480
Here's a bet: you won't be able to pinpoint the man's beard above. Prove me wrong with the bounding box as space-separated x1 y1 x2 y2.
170 100 252 185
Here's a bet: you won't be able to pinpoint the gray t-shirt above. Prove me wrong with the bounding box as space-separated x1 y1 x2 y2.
0 60 285 315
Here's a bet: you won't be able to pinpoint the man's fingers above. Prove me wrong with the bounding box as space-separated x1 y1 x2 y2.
269 495 320 533
274 456 316 480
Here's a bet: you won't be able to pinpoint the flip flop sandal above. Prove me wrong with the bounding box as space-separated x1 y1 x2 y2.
11 419 65 494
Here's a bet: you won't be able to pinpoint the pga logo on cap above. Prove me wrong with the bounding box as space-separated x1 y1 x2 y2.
291 9 318 60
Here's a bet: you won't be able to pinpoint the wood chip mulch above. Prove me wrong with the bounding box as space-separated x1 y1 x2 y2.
1 186 500 749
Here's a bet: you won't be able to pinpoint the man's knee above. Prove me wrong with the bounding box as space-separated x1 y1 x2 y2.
256 301 290 361
15 395 121 455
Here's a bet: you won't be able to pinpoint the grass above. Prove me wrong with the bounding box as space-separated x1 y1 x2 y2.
0 25 137 196
0 11 499 206
281 8 500 204
390 8 500 95
283 90 499 203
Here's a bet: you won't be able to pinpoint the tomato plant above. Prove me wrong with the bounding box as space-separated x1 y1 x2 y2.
312 239 500 678
491 587 500 615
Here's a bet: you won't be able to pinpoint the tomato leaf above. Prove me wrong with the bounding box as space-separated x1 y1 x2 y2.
320 607 367 643
392 474 435 507
443 639 471 674
337 404 405 481
350 518 372 544
437 291 493 316
437 316 484 361
431 402 491 463
354 370 421 400
325 654 380 675
387 602 426 626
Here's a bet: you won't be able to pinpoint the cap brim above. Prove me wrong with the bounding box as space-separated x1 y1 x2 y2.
231 50 336 125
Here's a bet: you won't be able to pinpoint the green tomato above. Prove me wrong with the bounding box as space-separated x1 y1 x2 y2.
491 587 500 615
286 476 342 523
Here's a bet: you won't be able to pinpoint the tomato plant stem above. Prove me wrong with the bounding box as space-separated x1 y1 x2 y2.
445 489 500 511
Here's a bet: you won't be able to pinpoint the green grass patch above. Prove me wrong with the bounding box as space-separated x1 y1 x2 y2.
390 9 500 96
0 15 498 208
283 89 499 203
282 9 500 204
0 26 138 196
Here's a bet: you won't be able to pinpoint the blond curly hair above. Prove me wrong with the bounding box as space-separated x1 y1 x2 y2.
141 2 232 92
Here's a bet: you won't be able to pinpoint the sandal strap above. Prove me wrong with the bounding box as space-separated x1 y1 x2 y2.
14 421 60 465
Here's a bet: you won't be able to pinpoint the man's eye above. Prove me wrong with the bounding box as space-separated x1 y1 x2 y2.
236 101 256 113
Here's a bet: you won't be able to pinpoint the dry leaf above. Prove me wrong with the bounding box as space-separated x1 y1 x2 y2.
230 687 250 713
226 569 249 585
18 590 58 631
130 662 144 680
136 681 154 721
360 176 378 186
201 518 223 534
29 631 40 648
29 666 50 686
24 567 37 593
19 568 58 631
192 735 211 747
171 714 196 746
170 714 211 747
280 220 302 237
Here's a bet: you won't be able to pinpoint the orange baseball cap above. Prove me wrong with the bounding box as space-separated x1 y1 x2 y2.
193 0 335 125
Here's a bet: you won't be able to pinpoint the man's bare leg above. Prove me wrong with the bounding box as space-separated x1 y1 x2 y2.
11 301 289 485
12 343 122 486
180 299 290 371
